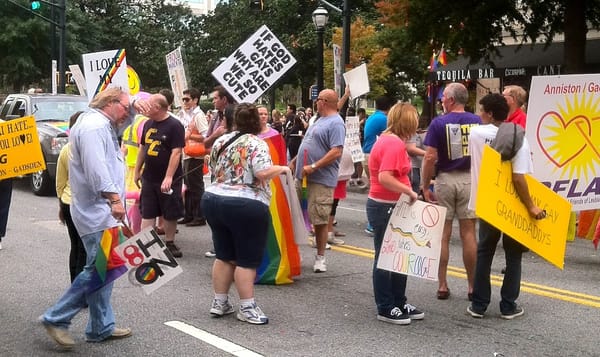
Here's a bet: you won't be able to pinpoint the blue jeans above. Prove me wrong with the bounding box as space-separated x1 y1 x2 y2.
43 230 116 341
472 219 524 314
367 199 407 314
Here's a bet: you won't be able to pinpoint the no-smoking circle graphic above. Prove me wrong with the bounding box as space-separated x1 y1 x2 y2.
421 205 440 227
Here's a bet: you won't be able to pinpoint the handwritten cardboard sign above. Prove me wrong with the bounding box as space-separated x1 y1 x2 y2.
344 116 364 163
212 25 297 103
476 145 571 269
82 49 129 101
165 47 189 108
0 116 46 179
376 195 446 280
114 227 183 294
527 74 600 210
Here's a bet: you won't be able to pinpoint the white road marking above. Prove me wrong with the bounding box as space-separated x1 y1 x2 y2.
164 320 264 357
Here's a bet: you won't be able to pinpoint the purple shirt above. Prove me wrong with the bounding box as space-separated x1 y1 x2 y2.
423 111 481 172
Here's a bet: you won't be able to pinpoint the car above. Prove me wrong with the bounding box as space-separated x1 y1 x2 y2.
0 93 89 196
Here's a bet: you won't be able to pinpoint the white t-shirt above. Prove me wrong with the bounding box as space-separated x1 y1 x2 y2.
467 124 533 211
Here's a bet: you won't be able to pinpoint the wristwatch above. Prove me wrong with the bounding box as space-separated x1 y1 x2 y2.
311 163 317 170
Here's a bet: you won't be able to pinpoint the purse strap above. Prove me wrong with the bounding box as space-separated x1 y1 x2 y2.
216 132 245 158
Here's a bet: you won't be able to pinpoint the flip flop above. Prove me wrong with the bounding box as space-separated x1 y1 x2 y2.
437 289 450 300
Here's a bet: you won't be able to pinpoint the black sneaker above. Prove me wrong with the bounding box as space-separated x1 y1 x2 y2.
402 303 424 320
377 307 411 325
467 305 484 318
501 306 524 320
166 241 182 258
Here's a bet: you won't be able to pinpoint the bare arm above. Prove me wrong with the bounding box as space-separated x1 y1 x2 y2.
406 142 426 158
301 146 343 177
133 144 146 189
379 170 417 203
337 85 351 111
512 173 546 219
255 165 291 181
161 148 182 192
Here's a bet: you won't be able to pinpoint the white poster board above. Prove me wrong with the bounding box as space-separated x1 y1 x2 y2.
527 74 600 210
82 49 129 102
68 64 87 96
376 195 446 280
211 25 297 103
342 63 369 99
114 227 183 295
166 47 189 108
344 116 364 163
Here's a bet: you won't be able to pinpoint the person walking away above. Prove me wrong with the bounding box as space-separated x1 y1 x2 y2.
421 82 481 301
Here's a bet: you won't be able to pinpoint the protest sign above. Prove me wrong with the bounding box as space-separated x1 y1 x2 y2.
344 116 364 163
527 74 600 210
68 64 87 96
212 25 297 103
342 63 369 99
476 145 571 269
114 227 183 294
333 44 342 95
82 49 129 102
0 116 45 180
376 195 446 280
165 47 189 108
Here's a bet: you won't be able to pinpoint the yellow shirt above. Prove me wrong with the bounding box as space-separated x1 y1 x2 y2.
56 143 71 205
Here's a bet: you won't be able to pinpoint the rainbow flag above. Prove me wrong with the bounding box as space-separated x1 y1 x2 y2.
86 226 130 293
256 135 301 284
94 49 127 96
438 48 447 66
577 210 600 240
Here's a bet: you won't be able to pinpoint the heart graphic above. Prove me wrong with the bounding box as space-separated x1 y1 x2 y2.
536 111 593 168
19 134 26 144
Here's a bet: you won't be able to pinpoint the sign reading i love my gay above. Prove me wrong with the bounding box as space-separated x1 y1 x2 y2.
527 74 600 211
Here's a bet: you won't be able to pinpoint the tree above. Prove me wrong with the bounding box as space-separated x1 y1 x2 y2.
376 0 600 75
323 17 391 98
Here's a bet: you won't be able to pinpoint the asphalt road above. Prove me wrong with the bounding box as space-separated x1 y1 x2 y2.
1 178 599 356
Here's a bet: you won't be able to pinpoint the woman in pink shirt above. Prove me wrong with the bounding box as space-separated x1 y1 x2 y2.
367 102 424 325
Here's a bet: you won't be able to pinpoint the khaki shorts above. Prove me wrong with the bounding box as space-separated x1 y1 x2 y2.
296 181 334 226
435 171 476 220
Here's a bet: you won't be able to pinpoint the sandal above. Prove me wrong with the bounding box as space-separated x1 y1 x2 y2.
437 289 450 300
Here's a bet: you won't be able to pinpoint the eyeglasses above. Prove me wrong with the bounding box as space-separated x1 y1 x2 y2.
115 101 130 111
316 98 328 102
182 97 191 102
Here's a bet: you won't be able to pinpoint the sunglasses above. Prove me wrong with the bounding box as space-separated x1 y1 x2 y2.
182 97 192 102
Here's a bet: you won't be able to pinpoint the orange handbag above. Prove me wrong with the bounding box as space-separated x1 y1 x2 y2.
184 128 207 157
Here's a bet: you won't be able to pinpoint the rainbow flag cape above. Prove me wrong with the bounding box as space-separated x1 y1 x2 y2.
576 209 600 240
256 135 301 284
86 226 130 293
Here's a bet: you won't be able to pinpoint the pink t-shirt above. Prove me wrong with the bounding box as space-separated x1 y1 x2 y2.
368 134 411 202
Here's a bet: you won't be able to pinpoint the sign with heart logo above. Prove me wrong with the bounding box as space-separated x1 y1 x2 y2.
0 116 46 179
527 74 600 211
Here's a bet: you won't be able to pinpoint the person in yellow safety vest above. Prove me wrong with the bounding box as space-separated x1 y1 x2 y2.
121 114 148 233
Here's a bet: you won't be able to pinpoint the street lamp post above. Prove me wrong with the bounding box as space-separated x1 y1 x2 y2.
312 6 329 93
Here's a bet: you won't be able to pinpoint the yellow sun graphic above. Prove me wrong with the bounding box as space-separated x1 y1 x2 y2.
538 91 600 181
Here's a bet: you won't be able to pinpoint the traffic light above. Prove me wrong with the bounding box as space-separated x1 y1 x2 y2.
249 0 263 11
30 0 41 10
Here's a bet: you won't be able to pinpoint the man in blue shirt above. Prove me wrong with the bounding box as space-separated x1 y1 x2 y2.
41 88 133 348
361 96 394 235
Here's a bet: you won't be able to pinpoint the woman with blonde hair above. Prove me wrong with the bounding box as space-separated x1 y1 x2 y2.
367 102 424 325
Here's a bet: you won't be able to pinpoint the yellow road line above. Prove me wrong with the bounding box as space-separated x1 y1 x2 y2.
333 244 600 308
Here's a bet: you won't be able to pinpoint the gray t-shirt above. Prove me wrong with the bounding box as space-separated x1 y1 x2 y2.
407 132 425 169
295 113 346 187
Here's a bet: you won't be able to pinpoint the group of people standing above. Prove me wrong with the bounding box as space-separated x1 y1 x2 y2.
8 79 542 349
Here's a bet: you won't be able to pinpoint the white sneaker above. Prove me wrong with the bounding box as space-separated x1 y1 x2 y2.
308 237 331 249
0 242 3 250
313 255 327 273
327 233 345 245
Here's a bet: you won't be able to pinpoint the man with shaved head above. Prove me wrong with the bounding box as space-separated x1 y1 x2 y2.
134 93 186 257
290 89 345 273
